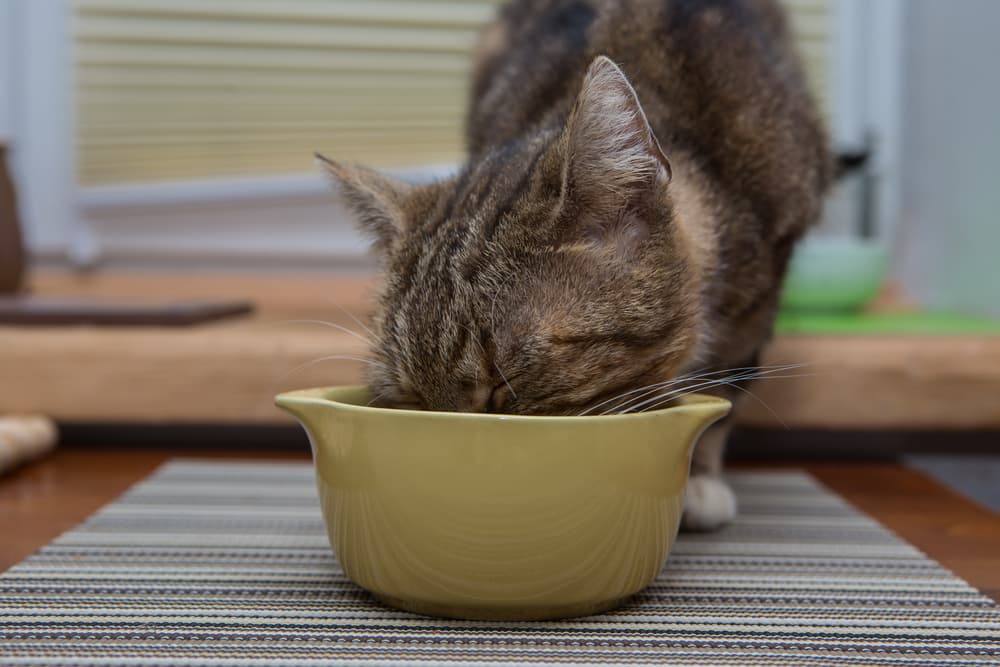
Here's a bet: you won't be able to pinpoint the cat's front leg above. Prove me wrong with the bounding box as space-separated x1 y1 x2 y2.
681 417 737 531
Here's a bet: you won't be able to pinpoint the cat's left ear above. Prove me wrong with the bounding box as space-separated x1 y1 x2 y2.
317 153 412 253
564 56 672 201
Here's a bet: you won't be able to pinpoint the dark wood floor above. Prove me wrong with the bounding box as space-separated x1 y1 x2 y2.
1 448 998 603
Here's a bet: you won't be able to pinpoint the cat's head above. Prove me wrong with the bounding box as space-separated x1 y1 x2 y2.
321 57 709 415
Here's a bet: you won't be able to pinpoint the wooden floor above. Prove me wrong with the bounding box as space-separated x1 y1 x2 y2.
1 448 998 603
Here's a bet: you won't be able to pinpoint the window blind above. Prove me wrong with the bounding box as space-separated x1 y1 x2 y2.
783 0 832 113
74 0 833 187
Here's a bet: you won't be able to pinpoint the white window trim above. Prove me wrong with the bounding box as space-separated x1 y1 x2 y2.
73 164 458 269
7 0 905 270
0 0 13 141
7 0 83 262
831 0 904 245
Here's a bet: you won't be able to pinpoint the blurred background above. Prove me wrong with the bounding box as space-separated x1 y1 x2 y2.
0 1 998 496
1 0 997 315
0 0 1000 315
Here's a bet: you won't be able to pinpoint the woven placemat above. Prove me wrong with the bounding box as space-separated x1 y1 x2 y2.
2 460 998 666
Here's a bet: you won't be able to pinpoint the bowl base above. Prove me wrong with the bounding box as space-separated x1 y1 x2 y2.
373 592 634 621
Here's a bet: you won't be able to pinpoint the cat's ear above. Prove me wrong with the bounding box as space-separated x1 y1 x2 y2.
317 153 412 252
564 56 672 200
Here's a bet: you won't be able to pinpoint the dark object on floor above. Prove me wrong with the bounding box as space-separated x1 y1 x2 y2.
906 454 1000 513
0 296 254 326
0 144 26 294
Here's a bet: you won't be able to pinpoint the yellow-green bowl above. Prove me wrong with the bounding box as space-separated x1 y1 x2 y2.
275 385 730 621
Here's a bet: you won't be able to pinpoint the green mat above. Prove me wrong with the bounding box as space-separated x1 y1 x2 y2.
776 310 1000 335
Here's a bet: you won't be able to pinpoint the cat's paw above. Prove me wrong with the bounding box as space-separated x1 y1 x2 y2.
682 475 737 531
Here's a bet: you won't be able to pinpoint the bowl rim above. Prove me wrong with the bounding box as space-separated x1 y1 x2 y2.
275 385 731 425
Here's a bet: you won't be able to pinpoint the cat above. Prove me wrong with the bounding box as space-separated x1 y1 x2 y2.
319 0 831 530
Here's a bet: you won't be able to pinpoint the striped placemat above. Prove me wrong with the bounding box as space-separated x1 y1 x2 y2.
1 460 998 666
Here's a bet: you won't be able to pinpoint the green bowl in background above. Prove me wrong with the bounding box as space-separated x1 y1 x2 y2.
780 237 889 313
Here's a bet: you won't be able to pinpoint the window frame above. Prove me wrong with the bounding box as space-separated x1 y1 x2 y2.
6 0 83 263
7 0 904 269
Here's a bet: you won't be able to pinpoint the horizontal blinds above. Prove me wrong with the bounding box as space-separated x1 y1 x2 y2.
783 0 833 113
74 0 832 187
74 0 501 185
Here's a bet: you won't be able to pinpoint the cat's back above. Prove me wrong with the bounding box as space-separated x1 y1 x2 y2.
470 0 807 151
468 0 830 237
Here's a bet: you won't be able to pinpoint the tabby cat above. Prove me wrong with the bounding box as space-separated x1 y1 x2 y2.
320 0 830 530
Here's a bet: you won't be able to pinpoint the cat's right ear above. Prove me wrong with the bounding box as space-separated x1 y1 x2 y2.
316 153 412 253
564 56 672 200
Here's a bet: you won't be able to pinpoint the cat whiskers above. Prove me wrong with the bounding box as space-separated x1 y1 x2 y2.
611 366 811 416
579 363 803 416
494 360 518 400
619 373 810 430
327 300 377 340
579 378 680 416
607 365 803 415
578 368 732 416
609 367 796 427
707 377 791 430
603 375 739 415
280 355 386 383
366 390 389 407
281 319 373 347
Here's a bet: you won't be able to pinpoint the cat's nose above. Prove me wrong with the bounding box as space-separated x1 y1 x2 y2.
465 385 492 413
460 384 509 413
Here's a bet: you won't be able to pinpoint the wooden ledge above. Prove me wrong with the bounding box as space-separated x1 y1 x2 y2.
1 272 998 428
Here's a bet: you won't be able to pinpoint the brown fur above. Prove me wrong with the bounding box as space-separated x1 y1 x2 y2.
321 0 831 528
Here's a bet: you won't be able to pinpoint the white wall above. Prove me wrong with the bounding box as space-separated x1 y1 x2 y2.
895 0 1000 317
0 0 14 141
1 0 78 258
9 0 77 257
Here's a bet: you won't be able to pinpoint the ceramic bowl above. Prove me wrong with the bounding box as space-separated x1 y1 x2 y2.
276 385 730 621
780 237 889 313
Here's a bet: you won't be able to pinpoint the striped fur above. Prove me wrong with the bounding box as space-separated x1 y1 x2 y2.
321 0 831 528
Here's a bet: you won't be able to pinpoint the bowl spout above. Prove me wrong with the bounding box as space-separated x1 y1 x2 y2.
672 395 732 450
275 387 334 432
